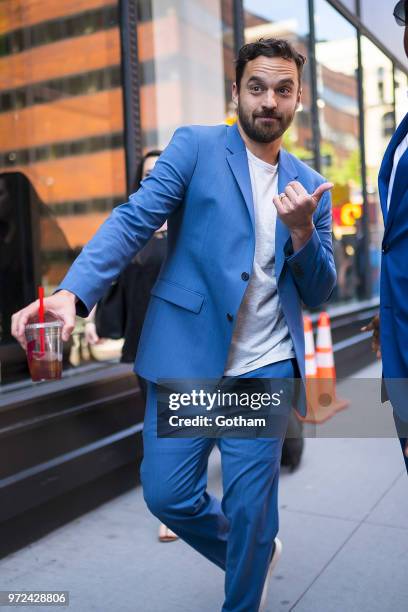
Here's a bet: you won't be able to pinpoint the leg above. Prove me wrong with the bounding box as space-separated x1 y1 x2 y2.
219 436 283 612
219 359 294 612
141 382 229 569
393 410 408 474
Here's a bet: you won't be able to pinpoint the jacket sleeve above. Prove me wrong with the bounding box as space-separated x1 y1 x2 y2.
283 189 336 308
56 126 199 316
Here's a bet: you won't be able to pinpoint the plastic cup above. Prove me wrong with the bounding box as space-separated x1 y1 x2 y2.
25 321 63 382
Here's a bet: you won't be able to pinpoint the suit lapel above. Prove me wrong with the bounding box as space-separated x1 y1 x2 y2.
276 149 298 281
226 125 298 281
379 112 408 225
384 147 408 237
226 123 255 230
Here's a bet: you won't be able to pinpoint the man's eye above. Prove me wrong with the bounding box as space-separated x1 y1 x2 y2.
249 85 262 92
279 88 291 95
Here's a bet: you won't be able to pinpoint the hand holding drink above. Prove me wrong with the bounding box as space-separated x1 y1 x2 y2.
11 288 77 382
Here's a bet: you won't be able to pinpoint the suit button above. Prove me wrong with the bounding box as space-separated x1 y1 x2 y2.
241 272 250 281
227 313 234 322
382 244 389 254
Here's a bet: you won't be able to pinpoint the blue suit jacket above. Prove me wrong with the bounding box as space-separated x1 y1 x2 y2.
59 123 336 416
379 113 408 420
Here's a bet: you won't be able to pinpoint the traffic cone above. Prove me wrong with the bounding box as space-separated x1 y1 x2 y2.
314 312 349 421
304 315 317 378
301 316 321 422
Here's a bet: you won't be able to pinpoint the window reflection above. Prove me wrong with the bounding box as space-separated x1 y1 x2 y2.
339 0 356 12
315 0 363 303
137 0 234 150
0 172 73 345
395 67 408 125
0 5 118 57
0 2 125 272
361 37 394 298
243 0 315 167
0 0 126 377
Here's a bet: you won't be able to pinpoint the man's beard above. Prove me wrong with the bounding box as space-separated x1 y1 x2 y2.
238 102 295 143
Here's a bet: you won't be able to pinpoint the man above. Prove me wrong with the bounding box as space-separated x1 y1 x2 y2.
364 1 408 474
12 39 335 611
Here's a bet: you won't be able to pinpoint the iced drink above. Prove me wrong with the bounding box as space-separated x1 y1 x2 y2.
25 321 63 382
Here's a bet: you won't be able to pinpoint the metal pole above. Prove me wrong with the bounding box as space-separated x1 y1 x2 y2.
307 0 321 173
356 30 372 299
233 0 245 58
119 0 142 194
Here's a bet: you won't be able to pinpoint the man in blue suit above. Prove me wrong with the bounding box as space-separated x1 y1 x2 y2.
364 1 408 474
12 39 335 611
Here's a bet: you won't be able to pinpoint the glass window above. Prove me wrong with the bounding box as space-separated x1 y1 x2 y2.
361 37 394 298
315 0 363 303
339 0 356 13
360 0 408 68
137 0 235 149
394 67 408 125
0 1 126 379
243 0 315 167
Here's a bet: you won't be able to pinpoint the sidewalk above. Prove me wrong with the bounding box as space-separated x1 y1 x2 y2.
1 362 407 612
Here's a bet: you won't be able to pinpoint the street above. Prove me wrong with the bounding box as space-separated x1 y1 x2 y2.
1 362 407 612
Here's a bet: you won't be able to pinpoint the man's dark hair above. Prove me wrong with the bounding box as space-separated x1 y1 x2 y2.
235 38 306 90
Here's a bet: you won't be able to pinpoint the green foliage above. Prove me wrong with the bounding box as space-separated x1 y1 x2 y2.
282 130 362 187
320 143 362 187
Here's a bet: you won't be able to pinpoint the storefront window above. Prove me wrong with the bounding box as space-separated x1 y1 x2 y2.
395 67 408 125
361 37 394 298
360 0 408 68
340 0 356 13
136 0 235 150
315 0 363 303
0 1 126 376
243 0 315 167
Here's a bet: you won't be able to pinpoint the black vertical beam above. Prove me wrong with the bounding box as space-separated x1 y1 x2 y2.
233 0 245 57
119 0 143 194
356 30 372 299
355 0 361 18
307 0 321 173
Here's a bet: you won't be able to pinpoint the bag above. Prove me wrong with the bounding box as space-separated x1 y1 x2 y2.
95 280 126 339
281 410 304 472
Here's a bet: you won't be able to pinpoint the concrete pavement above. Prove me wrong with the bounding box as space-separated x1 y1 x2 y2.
1 362 407 612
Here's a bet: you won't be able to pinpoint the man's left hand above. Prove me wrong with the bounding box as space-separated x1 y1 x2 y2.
273 181 334 251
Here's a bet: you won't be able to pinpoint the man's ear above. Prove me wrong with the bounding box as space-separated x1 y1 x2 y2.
296 87 302 109
232 82 239 109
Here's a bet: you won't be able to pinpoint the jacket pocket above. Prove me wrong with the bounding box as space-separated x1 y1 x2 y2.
150 279 205 314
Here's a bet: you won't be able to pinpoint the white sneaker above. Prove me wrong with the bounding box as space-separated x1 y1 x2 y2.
259 537 282 611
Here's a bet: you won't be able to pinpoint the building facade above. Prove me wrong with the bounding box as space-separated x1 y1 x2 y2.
0 0 407 383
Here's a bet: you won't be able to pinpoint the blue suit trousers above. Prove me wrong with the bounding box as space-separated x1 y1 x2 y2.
140 359 295 612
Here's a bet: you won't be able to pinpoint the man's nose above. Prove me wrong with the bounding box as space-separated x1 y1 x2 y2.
261 90 278 109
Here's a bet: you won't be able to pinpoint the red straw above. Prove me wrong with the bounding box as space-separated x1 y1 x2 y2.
38 286 45 353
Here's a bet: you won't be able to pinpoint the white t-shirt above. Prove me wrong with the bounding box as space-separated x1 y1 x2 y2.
224 148 295 376
387 133 408 210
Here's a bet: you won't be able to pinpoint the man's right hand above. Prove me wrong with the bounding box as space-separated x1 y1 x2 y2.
361 314 381 359
11 290 77 349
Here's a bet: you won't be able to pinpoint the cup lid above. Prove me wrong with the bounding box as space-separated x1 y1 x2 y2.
25 321 63 330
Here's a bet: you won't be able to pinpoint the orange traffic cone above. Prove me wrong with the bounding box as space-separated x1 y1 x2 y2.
304 315 317 378
314 312 349 421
